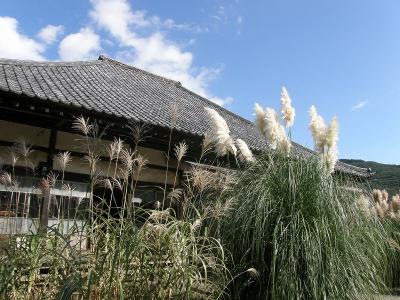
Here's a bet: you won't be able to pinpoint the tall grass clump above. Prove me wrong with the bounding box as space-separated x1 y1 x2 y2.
221 153 391 299
0 116 230 299
367 189 400 290
220 88 393 299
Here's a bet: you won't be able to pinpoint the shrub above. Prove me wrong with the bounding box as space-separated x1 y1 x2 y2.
222 153 391 299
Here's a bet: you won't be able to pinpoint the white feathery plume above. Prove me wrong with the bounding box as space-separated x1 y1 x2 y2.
264 108 284 149
356 195 371 217
278 134 292 156
54 151 71 172
325 117 339 173
204 107 237 157
174 142 188 162
253 103 267 136
324 147 338 174
326 117 339 149
309 105 340 173
308 105 327 153
280 87 295 128
236 139 255 163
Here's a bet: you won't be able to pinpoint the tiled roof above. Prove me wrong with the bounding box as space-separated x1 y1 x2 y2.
0 55 370 178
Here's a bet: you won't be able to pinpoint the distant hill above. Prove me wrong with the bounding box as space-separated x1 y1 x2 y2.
341 159 400 196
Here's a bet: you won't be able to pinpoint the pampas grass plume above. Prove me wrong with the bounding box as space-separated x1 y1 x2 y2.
326 117 339 149
254 103 267 136
309 105 327 153
280 86 295 128
236 139 255 163
264 108 284 149
204 107 237 157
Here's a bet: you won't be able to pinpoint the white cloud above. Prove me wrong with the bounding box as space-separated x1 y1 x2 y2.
38 24 64 44
0 16 45 60
58 27 101 61
351 101 368 111
89 0 232 105
237 16 243 24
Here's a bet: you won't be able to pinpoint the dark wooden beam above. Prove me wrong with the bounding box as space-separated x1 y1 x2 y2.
39 126 58 230
0 91 204 159
45 128 58 174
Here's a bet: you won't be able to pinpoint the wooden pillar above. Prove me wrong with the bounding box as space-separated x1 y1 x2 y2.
45 127 57 172
40 127 57 230
40 189 51 229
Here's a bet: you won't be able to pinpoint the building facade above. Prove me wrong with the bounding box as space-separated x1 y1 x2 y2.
0 55 371 235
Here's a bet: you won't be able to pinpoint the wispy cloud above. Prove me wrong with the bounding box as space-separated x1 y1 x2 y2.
351 101 368 111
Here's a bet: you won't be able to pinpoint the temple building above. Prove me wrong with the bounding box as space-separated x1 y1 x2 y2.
0 55 371 235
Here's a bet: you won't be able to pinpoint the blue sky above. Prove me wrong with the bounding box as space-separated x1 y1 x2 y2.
1 0 400 164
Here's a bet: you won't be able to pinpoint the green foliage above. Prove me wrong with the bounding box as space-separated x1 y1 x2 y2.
0 209 228 299
381 219 400 290
341 159 400 195
222 154 392 299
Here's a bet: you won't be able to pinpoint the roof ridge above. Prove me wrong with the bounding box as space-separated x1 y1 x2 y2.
0 57 102 67
98 55 179 85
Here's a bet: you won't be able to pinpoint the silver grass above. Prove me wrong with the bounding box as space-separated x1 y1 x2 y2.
278 134 292 156
120 148 135 175
61 183 73 193
204 107 237 157
356 195 371 217
107 137 123 160
236 138 255 163
324 117 339 173
83 154 100 176
134 153 148 174
254 103 267 136
280 86 295 128
201 132 214 158
38 173 57 194
167 188 183 202
308 105 327 153
14 138 34 159
54 151 71 172
127 122 150 147
326 117 339 149
264 107 288 151
174 142 188 162
391 194 400 213
72 116 93 136
324 147 338 174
